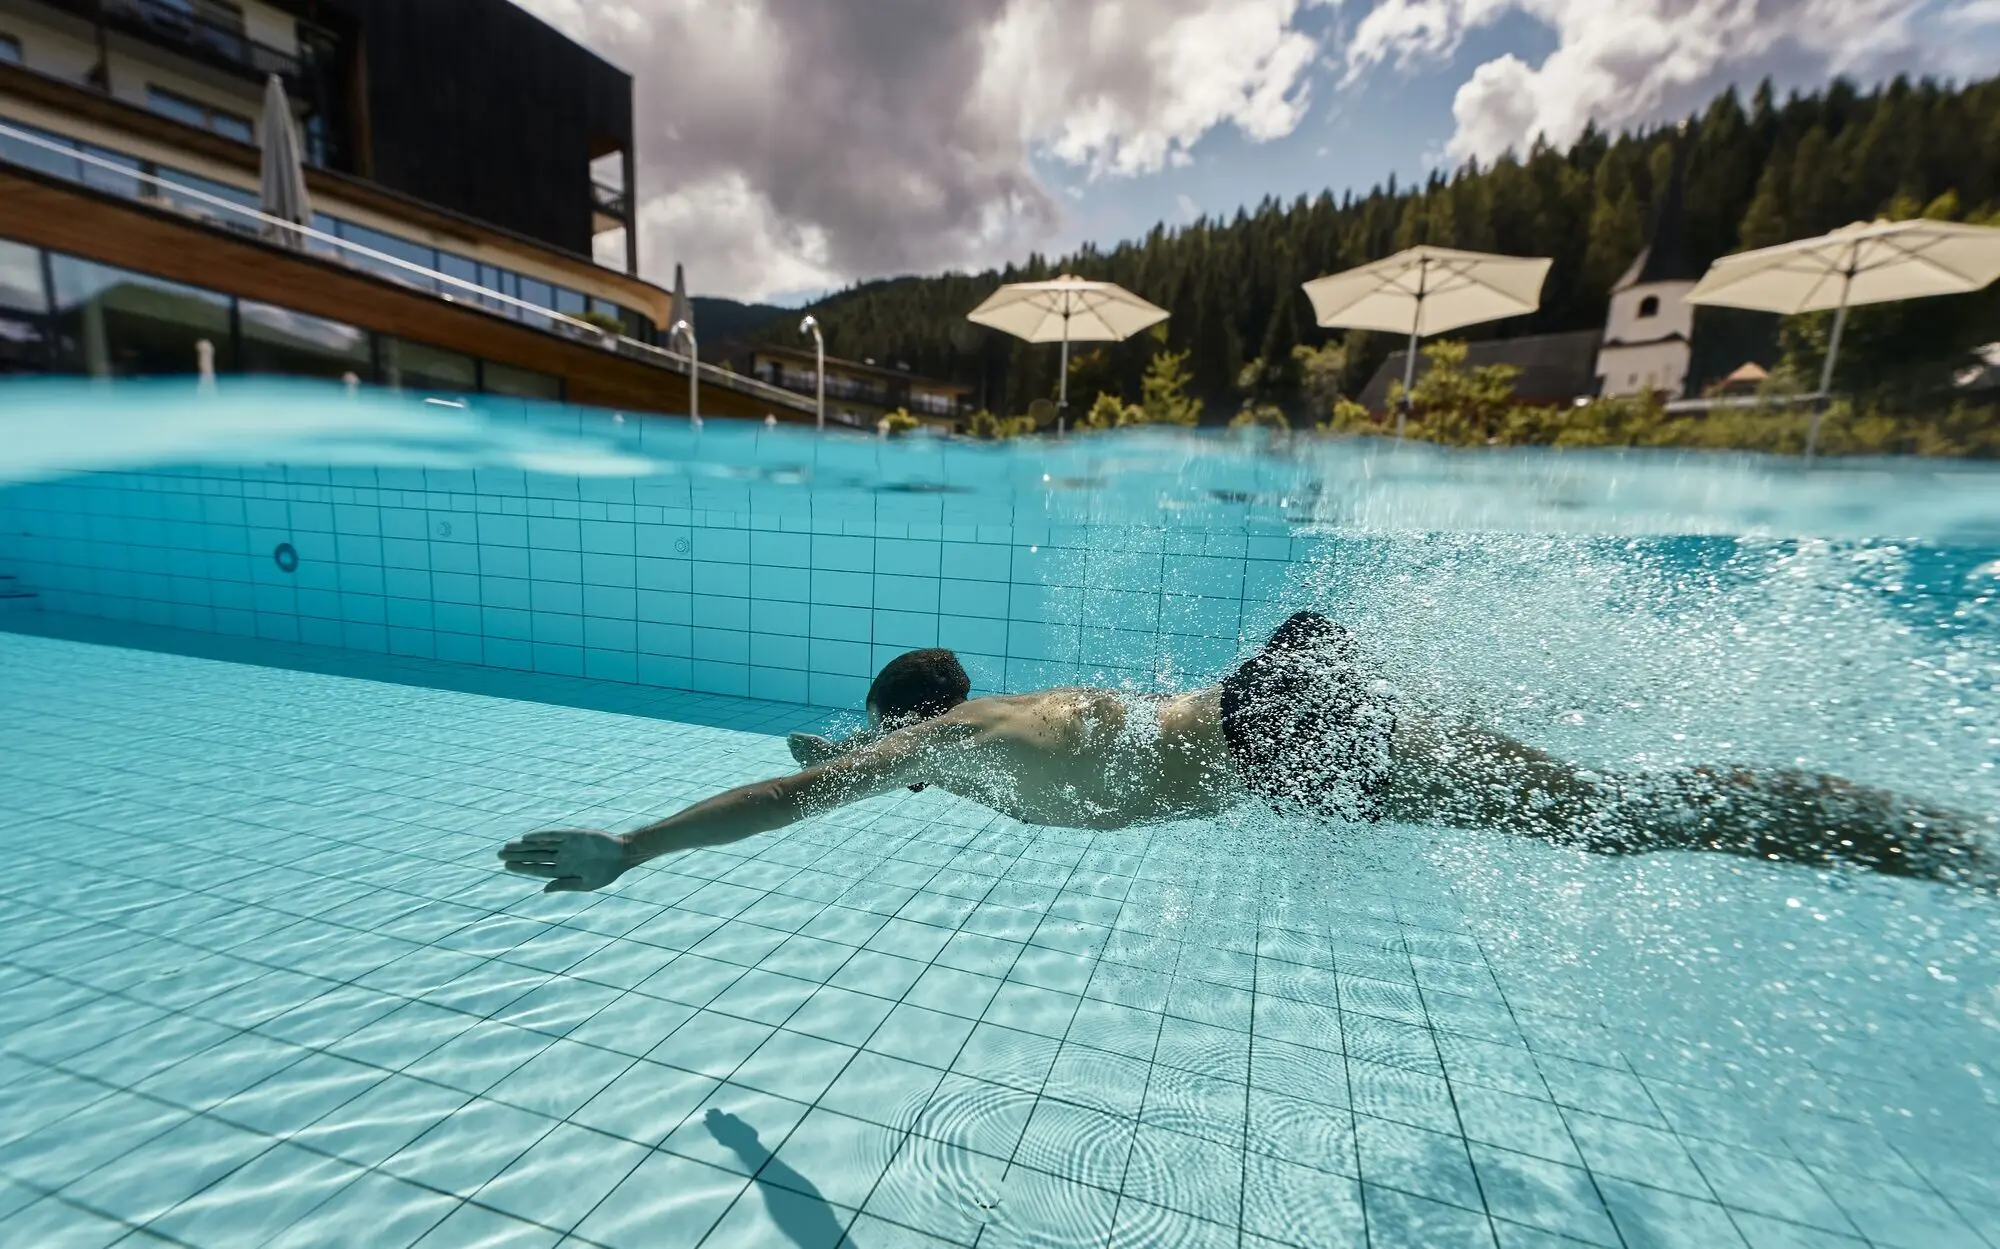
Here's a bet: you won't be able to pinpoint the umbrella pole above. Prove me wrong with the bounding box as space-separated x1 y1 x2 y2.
1808 263 1855 460
1397 323 1419 440
1397 258 1429 440
1057 310 1070 439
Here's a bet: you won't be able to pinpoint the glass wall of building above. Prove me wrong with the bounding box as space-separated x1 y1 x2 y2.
49 255 235 377
239 301 372 379
0 237 43 312
0 235 561 400
483 360 563 400
380 337 477 396
0 237 48 374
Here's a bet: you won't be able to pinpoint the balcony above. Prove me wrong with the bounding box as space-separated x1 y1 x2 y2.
759 362 969 419
906 391 964 418
590 180 628 220
44 0 302 83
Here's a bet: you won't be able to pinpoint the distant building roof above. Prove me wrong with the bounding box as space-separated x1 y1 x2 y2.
1358 329 1605 411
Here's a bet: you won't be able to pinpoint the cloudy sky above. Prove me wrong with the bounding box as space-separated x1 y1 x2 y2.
519 0 2000 305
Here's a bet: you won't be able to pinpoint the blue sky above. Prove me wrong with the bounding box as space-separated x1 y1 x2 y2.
1039 9 1563 263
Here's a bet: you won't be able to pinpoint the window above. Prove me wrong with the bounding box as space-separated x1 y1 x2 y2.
438 251 479 299
0 238 46 314
516 277 553 329
48 255 233 377
239 302 371 379
478 264 515 313
0 34 21 65
483 360 562 401
146 86 253 144
148 163 259 232
380 337 475 396
79 145 144 199
1637 294 1660 318
0 237 47 374
336 222 438 292
0 117 83 182
0 313 46 373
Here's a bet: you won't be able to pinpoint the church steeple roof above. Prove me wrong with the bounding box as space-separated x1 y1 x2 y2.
1619 125 1696 289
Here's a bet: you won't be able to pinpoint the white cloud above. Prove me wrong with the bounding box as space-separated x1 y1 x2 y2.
515 0 1331 300
1941 0 2000 25
1343 0 1982 165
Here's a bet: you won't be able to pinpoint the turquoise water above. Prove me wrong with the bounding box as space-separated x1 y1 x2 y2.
0 379 1996 1248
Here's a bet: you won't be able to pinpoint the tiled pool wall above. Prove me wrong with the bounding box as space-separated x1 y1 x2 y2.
0 463 1321 710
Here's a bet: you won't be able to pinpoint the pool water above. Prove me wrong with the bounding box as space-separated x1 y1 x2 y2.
0 381 1996 1249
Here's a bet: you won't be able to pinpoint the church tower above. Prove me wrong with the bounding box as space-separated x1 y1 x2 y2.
1594 131 1698 398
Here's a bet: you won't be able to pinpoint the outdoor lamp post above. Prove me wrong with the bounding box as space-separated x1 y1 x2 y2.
799 315 825 431
670 319 699 428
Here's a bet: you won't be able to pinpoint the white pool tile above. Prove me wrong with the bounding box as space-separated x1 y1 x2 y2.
0 630 1984 1249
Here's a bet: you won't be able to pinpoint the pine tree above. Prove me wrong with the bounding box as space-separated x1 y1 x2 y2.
1738 164 1789 248
1582 170 1644 298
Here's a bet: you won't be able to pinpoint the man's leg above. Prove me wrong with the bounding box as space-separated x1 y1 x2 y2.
1387 723 1992 884
1616 766 1993 883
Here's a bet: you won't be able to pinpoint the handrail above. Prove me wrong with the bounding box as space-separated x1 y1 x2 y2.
0 120 815 414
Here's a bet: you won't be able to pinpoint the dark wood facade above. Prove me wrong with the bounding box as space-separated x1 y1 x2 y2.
307 0 634 260
0 164 812 421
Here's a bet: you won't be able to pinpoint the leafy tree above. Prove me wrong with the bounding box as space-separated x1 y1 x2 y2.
965 409 1037 439
1388 340 1525 445
1291 341 1349 418
1229 404 1290 431
1079 391 1136 430
1137 349 1201 425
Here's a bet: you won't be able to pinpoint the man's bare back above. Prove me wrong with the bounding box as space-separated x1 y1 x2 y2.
500 638 1994 893
794 688 1238 829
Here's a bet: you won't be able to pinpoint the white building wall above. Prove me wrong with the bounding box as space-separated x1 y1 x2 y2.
241 1 299 57
1604 279 1695 346
0 8 102 84
1597 277 1696 398
107 51 265 136
1596 340 1691 398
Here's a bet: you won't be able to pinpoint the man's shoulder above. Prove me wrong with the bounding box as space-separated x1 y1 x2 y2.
961 687 1121 716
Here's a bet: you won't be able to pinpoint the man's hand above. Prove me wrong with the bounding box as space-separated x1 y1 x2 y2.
497 829 631 893
788 732 846 768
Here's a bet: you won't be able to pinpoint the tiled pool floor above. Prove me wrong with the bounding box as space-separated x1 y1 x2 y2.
1 625 1994 1249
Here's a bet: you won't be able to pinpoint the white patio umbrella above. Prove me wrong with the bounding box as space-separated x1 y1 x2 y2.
1302 245 1552 437
966 275 1168 435
1687 218 2000 455
258 73 311 250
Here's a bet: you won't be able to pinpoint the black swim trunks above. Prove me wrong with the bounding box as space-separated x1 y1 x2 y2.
1220 612 1399 822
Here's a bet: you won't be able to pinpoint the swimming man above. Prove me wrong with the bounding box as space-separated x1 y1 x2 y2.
500 613 1993 892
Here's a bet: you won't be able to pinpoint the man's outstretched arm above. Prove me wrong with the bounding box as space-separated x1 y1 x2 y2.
499 718 963 892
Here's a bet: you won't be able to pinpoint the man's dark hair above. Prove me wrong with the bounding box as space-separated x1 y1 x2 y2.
867 649 969 725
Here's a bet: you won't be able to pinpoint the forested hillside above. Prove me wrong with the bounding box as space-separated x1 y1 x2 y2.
745 74 2000 423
